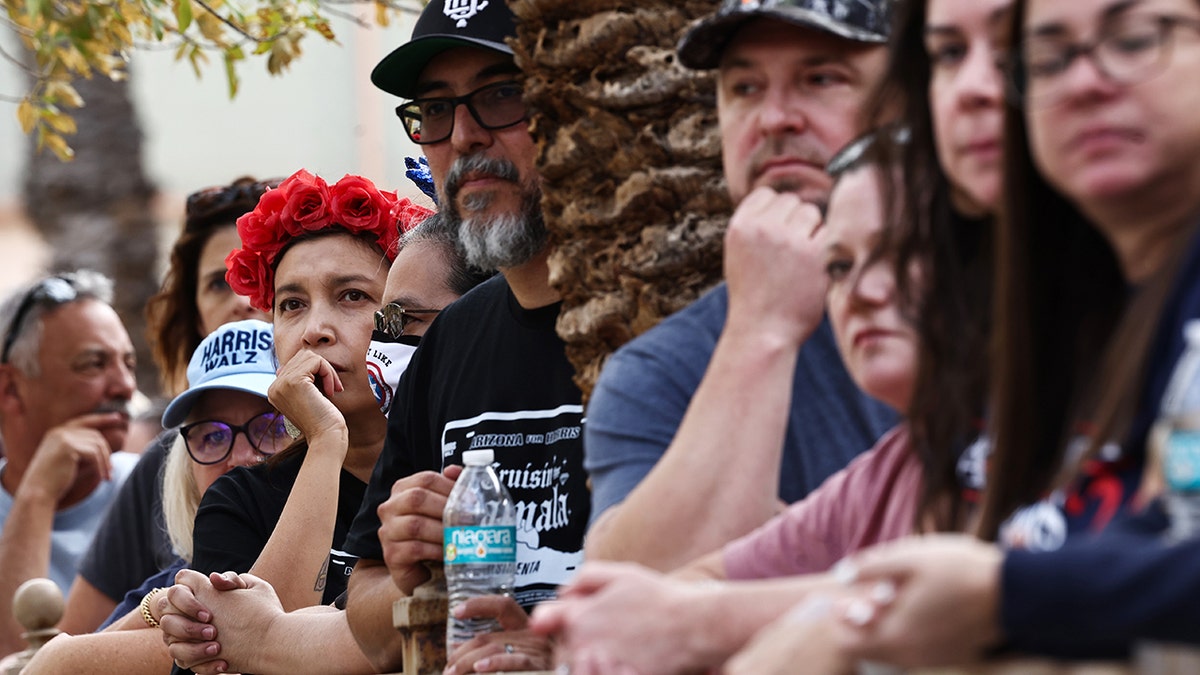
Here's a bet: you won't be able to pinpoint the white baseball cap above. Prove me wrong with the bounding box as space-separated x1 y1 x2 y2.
161 319 277 428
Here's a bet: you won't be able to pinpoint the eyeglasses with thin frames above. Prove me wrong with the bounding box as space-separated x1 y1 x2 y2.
375 302 441 338
179 411 291 465
395 80 528 145
1012 12 1200 106
1 275 81 364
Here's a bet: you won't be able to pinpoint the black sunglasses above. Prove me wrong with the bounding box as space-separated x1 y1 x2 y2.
395 80 528 145
2 275 81 364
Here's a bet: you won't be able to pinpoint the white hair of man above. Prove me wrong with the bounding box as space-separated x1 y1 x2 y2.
0 269 115 377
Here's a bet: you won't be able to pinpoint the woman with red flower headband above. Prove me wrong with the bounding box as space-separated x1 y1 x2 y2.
17 173 440 675
182 169 432 652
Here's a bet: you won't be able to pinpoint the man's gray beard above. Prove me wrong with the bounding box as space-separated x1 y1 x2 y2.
452 185 547 271
442 152 548 270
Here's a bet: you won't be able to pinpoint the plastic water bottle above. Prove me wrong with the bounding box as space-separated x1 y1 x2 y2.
443 449 517 657
1154 320 1200 542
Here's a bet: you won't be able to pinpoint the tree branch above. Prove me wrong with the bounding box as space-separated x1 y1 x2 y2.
315 4 369 27
191 0 268 43
0 40 34 72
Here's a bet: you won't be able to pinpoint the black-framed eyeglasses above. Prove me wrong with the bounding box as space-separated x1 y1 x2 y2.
395 80 527 145
374 302 440 338
1011 13 1200 105
1 275 80 364
179 411 291 465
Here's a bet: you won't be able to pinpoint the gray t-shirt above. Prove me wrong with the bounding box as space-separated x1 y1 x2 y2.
585 282 898 524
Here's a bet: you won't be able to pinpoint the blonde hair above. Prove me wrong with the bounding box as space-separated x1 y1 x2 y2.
161 433 202 562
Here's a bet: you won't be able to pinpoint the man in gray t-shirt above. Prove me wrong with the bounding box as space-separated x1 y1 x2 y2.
583 0 897 571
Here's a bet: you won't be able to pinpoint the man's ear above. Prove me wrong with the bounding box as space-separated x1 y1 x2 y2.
0 364 27 416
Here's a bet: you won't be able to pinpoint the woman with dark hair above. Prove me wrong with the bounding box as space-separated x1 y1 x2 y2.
859 0 1009 535
182 169 432 613
823 0 1200 666
147 177 274 395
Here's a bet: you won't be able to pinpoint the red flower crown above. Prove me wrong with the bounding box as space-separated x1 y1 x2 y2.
225 169 434 311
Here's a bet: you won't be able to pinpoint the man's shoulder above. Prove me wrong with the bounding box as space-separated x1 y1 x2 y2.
111 450 139 481
606 283 727 366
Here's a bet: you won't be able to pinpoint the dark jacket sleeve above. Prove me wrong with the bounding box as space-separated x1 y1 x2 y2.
1001 505 1200 659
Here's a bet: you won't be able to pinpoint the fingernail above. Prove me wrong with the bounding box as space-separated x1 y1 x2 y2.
202 626 215 640
844 599 875 626
870 581 896 606
206 643 219 656
199 611 212 622
443 666 457 675
476 658 494 671
832 559 858 585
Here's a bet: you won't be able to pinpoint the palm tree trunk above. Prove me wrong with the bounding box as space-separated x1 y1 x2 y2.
511 0 727 401
23 73 161 397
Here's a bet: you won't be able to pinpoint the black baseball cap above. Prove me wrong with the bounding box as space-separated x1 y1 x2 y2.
372 0 516 99
678 0 891 70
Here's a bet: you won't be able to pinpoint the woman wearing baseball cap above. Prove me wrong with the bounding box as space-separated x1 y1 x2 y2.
23 319 288 672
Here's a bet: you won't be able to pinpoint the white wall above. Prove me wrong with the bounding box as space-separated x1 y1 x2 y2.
132 11 431 203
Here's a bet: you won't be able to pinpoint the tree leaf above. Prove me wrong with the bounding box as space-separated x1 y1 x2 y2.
43 131 76 161
224 50 239 98
45 80 83 108
44 111 77 134
16 99 37 134
174 0 192 33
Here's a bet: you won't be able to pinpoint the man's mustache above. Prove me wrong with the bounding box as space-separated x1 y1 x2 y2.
93 399 132 418
444 154 521 201
747 137 828 183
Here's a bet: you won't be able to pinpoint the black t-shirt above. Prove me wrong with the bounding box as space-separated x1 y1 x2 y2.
78 430 176 601
345 275 589 609
190 447 366 606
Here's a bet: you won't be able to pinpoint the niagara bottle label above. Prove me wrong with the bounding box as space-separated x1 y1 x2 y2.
1166 429 1200 492
444 525 517 564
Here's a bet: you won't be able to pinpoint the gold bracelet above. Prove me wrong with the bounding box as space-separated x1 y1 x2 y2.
140 587 165 629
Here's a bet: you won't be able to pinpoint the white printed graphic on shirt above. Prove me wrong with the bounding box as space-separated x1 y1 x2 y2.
440 405 587 605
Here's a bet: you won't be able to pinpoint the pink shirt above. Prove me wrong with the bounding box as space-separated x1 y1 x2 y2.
722 425 920 580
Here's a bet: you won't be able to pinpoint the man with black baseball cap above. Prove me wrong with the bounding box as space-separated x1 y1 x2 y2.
343 1 587 670
583 0 898 572
369 0 516 100
159 1 584 673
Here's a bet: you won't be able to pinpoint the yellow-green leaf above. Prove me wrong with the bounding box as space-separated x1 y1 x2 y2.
45 81 83 108
311 20 333 41
174 0 192 33
196 11 225 43
44 111 77 134
43 131 75 161
16 99 37 134
223 51 239 98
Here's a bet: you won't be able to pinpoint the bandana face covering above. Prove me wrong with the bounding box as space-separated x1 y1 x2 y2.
366 330 419 416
